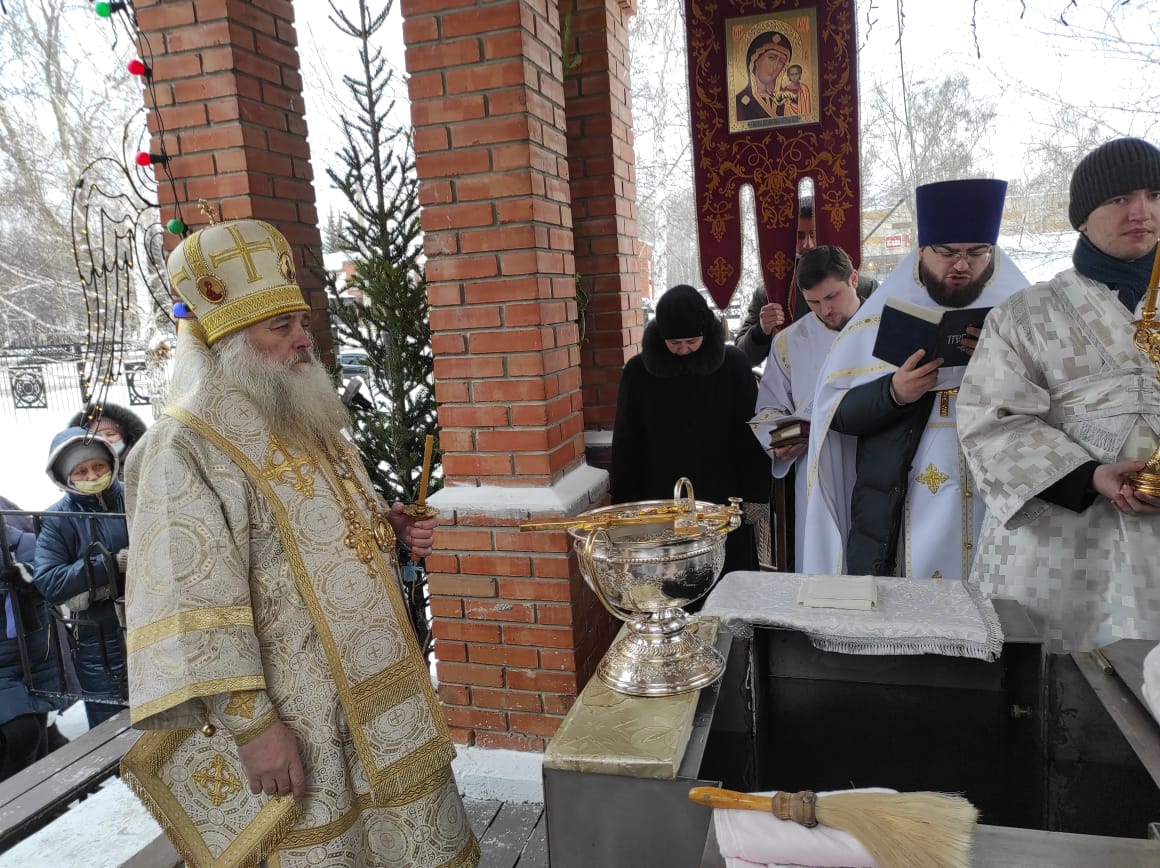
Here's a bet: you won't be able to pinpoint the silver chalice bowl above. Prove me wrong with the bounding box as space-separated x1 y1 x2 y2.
569 479 740 696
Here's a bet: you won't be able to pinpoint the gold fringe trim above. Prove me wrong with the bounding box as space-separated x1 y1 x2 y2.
122 729 302 868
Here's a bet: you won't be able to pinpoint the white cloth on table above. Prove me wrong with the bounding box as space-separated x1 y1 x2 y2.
701 571 1003 661
714 788 893 868
1144 642 1160 725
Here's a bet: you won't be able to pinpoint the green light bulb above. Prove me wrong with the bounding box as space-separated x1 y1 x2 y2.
95 2 112 17
166 218 185 234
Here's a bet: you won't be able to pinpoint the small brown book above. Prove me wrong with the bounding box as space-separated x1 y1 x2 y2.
769 420 809 449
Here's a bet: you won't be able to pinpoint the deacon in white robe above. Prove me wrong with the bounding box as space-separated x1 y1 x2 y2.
958 137 1160 651
802 179 1029 580
752 246 864 571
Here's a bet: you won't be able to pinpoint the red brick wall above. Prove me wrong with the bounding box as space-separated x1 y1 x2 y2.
404 0 620 750
134 0 330 357
562 0 644 432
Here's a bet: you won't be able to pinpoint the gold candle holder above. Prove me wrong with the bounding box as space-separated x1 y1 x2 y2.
1129 246 1160 496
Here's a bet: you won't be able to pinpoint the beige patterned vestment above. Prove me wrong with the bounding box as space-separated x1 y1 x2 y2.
123 324 478 867
958 269 1160 652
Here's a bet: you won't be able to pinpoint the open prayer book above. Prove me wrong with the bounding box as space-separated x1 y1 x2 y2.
749 407 810 450
872 297 992 368
797 575 878 611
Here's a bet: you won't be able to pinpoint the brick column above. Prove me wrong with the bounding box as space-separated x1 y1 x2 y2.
404 0 618 751
134 0 330 357
561 0 643 451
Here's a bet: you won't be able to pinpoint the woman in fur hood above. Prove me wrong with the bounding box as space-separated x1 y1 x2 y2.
611 285 771 572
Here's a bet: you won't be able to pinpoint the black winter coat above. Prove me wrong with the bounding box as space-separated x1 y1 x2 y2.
829 374 935 576
1 524 61 726
612 320 770 508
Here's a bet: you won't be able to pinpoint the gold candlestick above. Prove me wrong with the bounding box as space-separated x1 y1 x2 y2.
403 435 438 561
1129 245 1160 496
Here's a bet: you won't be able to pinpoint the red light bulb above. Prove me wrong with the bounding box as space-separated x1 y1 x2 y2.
127 59 147 77
134 151 153 167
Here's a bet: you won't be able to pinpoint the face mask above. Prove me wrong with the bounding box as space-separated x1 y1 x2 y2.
73 472 113 495
107 439 126 456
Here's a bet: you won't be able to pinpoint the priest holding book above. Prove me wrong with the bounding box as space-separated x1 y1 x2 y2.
801 179 1029 581
751 245 864 571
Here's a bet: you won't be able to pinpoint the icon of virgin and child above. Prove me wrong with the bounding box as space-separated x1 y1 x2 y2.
734 29 814 123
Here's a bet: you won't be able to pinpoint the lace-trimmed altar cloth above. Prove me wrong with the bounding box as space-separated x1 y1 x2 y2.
701 572 1004 662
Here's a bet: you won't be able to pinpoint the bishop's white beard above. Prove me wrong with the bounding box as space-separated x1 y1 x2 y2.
214 332 351 452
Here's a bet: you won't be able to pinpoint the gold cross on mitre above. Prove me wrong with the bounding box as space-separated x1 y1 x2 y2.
209 224 276 283
915 463 950 495
260 434 317 498
192 753 243 807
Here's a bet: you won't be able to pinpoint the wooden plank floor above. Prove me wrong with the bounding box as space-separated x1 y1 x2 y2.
466 799 548 868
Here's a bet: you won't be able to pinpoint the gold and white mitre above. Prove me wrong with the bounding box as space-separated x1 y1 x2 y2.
166 215 309 345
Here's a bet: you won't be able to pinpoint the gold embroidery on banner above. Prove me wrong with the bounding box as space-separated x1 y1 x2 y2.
706 256 735 286
260 434 317 498
916 463 950 495
193 753 243 806
225 690 259 719
131 675 266 725
126 605 254 654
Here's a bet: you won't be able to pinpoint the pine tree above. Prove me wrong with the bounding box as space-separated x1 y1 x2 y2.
322 0 437 655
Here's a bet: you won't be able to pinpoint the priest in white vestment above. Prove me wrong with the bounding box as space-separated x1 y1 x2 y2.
121 217 479 867
802 179 1029 580
752 245 863 571
959 138 1160 652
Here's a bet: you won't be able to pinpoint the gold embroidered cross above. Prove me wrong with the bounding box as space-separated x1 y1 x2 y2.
192 754 243 807
261 435 316 498
209 225 275 283
916 463 950 495
938 387 959 417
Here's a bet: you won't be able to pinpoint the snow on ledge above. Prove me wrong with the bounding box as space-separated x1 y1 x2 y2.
453 745 545 804
431 462 609 520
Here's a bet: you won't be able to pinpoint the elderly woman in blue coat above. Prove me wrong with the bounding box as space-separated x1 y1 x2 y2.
33 427 129 727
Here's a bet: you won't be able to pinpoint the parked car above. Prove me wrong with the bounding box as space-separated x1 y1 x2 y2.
338 350 369 379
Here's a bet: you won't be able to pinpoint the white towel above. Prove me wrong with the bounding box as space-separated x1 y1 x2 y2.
713 789 894 868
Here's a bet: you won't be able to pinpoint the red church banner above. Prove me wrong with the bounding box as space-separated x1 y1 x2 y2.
685 0 860 310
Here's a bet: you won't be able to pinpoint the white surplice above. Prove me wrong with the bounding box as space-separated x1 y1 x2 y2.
802 249 1028 579
958 269 1160 651
753 312 848 571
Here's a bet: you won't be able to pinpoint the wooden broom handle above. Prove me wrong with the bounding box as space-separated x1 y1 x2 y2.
688 786 773 812
688 787 819 827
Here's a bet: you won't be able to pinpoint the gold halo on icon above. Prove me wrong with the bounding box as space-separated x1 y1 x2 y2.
278 252 295 282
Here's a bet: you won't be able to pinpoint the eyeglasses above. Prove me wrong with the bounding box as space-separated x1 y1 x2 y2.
928 245 993 264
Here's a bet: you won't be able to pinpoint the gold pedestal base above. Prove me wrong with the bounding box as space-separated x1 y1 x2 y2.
597 610 724 697
1129 469 1160 498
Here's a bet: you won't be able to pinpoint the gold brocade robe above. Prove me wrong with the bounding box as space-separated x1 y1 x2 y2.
122 327 478 867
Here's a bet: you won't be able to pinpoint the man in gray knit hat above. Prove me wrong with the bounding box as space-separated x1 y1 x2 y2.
958 137 1160 652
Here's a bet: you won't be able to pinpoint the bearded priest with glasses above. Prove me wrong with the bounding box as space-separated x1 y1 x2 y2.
801 179 1029 581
